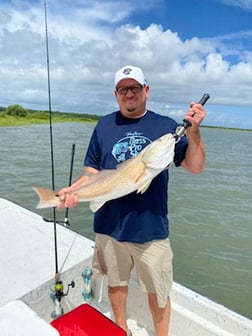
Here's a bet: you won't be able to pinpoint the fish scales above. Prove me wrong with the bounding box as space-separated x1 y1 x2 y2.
77 154 146 200
33 133 176 212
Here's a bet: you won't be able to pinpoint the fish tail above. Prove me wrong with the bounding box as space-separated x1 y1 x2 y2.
32 187 59 209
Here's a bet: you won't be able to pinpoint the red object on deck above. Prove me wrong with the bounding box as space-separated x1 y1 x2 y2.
50 303 126 336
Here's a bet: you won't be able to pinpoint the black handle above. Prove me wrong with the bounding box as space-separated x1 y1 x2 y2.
198 93 210 106
182 93 210 129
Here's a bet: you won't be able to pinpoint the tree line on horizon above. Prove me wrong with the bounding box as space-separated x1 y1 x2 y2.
0 104 100 121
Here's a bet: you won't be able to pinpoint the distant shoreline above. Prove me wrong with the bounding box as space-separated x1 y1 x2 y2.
0 106 251 131
0 106 99 127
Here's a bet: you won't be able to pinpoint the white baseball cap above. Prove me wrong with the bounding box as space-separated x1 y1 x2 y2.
114 65 148 88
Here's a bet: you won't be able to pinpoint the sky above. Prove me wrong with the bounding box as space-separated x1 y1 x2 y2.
0 0 252 129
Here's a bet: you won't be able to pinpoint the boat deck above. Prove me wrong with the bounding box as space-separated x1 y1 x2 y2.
1 197 252 336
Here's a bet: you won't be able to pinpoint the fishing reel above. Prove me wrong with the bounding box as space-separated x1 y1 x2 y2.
43 216 70 227
54 280 75 301
51 279 75 318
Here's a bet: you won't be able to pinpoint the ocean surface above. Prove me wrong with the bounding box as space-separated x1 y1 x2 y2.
0 122 251 319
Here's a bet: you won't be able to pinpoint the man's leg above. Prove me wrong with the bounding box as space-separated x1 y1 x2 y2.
148 293 171 336
108 285 128 332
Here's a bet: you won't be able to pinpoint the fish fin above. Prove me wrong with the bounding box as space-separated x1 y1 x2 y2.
134 168 152 193
32 186 59 209
136 180 152 194
134 170 145 183
89 200 106 213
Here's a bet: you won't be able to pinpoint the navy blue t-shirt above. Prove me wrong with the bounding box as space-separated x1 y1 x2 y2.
84 110 188 243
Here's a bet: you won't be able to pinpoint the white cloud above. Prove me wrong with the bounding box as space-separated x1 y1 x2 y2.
0 0 252 128
220 0 252 10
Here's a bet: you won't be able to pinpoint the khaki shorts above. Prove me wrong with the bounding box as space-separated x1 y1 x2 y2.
92 233 173 308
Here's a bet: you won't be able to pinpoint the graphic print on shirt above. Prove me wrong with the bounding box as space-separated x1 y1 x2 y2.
112 132 152 163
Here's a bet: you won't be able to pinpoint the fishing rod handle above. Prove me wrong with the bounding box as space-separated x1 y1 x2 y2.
197 93 210 106
182 93 210 129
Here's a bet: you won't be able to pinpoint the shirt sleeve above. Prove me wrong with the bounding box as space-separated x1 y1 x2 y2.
84 126 101 170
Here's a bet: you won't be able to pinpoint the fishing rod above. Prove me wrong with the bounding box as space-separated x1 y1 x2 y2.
44 0 58 277
43 143 76 226
63 143 76 226
43 0 74 318
175 93 210 141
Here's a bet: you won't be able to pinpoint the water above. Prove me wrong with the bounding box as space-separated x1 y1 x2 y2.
0 123 251 319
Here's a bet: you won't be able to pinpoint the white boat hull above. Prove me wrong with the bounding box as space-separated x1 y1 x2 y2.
0 198 251 335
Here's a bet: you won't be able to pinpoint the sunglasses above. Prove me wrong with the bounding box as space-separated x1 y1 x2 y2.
116 84 144 95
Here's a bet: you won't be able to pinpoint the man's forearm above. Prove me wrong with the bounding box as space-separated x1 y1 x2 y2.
181 128 205 173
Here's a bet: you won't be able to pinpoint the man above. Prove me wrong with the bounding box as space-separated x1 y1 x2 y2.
58 65 206 336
